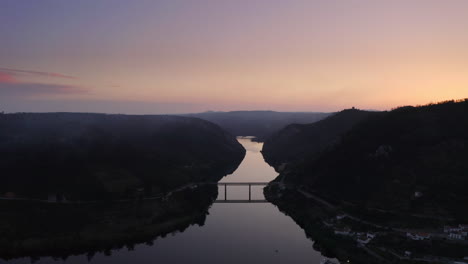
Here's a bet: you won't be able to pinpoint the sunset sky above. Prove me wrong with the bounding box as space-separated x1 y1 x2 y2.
1 0 468 114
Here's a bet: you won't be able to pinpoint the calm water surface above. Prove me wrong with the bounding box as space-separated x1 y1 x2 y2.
9 137 324 264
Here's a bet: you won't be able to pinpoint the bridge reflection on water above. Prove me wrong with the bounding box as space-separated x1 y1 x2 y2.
215 182 269 203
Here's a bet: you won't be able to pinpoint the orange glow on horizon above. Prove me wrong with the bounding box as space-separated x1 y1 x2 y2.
1 1 468 113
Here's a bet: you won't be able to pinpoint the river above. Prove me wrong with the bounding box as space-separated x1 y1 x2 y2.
9 137 325 264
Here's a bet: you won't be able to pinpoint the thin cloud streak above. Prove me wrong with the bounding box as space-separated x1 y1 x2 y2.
0 68 85 97
0 67 77 80
0 82 87 97
0 98 201 114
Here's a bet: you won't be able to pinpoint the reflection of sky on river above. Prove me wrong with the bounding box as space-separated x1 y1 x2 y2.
9 137 324 264
220 137 276 183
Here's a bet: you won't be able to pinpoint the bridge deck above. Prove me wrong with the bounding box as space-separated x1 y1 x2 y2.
216 182 268 186
214 200 268 203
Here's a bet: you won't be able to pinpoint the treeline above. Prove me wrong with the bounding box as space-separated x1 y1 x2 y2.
0 113 245 201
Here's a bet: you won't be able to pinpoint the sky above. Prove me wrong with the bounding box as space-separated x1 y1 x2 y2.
1 0 468 114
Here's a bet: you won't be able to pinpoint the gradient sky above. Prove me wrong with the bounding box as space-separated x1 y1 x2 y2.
1 0 468 114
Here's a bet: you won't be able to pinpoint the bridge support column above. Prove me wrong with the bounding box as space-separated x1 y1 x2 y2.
224 184 227 201
249 184 251 201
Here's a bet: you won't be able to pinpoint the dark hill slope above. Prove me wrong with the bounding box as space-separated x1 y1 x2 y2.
183 111 331 141
0 113 245 201
262 109 378 170
277 100 468 220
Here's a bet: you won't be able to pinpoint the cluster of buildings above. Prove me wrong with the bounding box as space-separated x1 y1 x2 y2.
321 212 468 263
332 226 376 244
405 224 468 241
444 224 468 240
326 215 377 245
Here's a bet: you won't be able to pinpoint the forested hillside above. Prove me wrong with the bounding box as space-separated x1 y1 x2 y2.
0 113 245 201
262 108 378 170
266 100 468 220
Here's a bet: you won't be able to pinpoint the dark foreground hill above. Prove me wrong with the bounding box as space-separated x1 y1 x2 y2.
0 113 245 201
265 99 468 221
183 111 331 141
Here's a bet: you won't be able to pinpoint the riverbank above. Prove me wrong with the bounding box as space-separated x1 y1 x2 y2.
264 183 468 263
0 185 217 261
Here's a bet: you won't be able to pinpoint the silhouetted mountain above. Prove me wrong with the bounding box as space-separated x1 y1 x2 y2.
265 99 468 220
182 111 331 141
262 108 378 170
0 113 245 201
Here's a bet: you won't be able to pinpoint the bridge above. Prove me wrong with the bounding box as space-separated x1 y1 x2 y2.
1 182 272 205
214 182 269 203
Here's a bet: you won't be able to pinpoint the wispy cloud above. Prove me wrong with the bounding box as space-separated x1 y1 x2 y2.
0 67 77 80
0 67 85 97
0 82 87 97
0 98 203 114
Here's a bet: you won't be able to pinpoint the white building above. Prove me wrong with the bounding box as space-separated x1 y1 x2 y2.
449 233 464 240
335 227 353 236
336 214 347 220
444 225 462 233
357 233 376 244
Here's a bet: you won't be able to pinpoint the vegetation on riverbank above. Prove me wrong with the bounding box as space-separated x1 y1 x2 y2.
264 185 386 264
0 185 218 261
264 184 468 264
